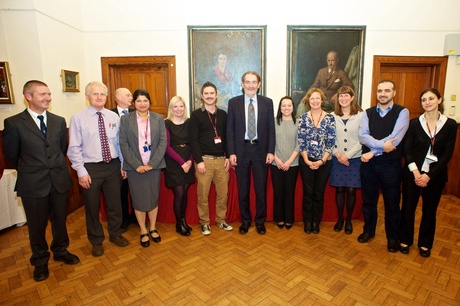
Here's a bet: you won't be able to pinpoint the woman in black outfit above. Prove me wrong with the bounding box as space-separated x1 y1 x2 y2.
399 88 457 257
164 96 195 236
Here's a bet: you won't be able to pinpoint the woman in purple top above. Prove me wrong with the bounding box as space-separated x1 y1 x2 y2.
164 96 195 236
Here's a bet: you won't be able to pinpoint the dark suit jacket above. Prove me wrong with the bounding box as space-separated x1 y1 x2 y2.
111 107 134 117
3 110 72 197
403 116 457 184
119 111 167 171
227 95 275 162
310 67 354 101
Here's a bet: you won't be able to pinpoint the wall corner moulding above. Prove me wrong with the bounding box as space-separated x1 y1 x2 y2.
0 62 15 104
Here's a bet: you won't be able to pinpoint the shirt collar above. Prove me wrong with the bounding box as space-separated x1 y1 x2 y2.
27 108 46 118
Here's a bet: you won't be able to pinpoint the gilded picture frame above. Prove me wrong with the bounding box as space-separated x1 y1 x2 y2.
0 62 15 104
61 69 80 92
188 25 266 112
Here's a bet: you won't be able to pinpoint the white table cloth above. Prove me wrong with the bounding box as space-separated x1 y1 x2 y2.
0 169 27 230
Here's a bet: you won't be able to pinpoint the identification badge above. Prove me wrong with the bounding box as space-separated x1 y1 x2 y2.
214 136 222 144
426 153 438 163
143 144 152 152
311 140 319 146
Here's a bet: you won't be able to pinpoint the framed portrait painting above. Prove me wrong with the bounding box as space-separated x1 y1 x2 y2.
0 62 15 104
188 25 266 111
287 26 366 114
61 69 80 92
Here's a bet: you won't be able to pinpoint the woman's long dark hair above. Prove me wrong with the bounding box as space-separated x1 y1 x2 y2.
276 96 296 125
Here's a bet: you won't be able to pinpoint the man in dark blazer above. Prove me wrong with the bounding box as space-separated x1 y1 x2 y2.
227 71 275 235
111 87 137 232
3 80 79 282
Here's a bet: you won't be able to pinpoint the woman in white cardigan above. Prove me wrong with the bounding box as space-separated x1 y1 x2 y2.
330 86 363 234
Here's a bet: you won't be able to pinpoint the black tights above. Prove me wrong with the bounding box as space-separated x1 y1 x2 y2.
335 186 357 221
172 184 190 223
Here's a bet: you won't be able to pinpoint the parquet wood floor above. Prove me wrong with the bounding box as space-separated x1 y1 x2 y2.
1 195 459 305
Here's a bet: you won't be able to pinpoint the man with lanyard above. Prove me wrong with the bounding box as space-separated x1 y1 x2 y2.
190 81 233 235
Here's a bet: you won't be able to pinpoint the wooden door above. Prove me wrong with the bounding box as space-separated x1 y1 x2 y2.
101 56 176 117
371 56 448 119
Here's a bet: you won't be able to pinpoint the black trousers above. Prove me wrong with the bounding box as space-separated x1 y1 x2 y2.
270 165 299 224
400 172 445 249
21 185 70 266
235 143 268 224
83 159 122 245
360 158 402 240
299 158 331 224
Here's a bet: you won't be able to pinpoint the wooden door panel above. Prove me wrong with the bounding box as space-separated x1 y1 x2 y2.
372 56 447 120
379 66 432 119
101 56 176 118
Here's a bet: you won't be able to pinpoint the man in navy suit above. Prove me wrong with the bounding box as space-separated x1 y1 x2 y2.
111 87 137 232
227 71 275 235
3 80 80 282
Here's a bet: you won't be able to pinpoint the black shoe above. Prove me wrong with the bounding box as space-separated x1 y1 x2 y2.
419 247 431 258
312 222 320 234
357 232 375 243
54 252 80 265
344 220 353 235
304 222 312 234
277 222 285 229
239 222 251 234
285 223 293 230
334 220 343 232
140 233 150 248
256 223 266 235
150 230 161 243
387 239 399 253
399 244 410 254
176 223 191 236
33 264 49 282
181 218 192 232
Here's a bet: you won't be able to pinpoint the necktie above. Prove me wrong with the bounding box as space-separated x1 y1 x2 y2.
247 99 256 140
97 111 112 163
37 115 47 138
121 109 128 115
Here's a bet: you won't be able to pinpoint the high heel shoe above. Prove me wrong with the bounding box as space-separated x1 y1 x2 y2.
285 223 292 230
150 230 161 243
182 218 192 232
334 220 344 232
176 222 191 236
140 233 150 248
277 222 285 229
344 220 353 235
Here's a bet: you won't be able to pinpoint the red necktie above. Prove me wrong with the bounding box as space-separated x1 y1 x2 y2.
97 111 112 163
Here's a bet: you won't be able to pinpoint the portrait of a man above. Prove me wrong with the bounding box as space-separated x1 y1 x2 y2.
287 26 365 114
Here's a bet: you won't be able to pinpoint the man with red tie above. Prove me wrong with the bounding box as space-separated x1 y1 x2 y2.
68 81 129 257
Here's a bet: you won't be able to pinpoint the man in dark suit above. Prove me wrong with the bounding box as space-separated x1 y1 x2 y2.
3 80 80 282
111 87 137 232
227 71 275 235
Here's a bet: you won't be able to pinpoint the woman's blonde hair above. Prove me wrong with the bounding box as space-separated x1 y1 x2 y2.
166 96 188 121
